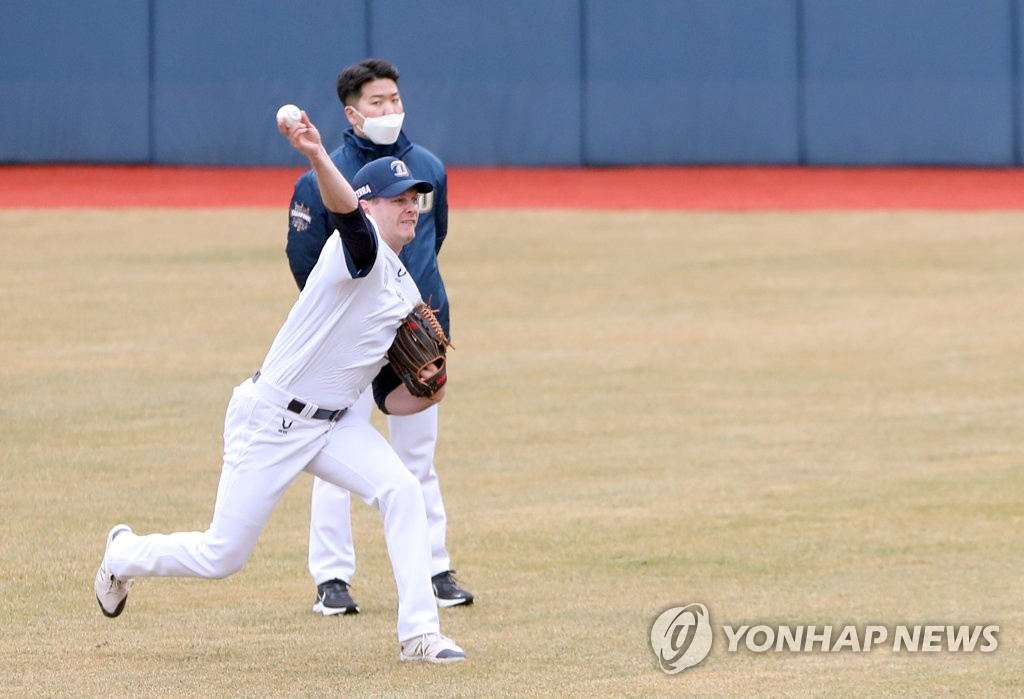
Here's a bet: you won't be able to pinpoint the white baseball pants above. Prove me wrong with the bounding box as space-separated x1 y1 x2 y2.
307 388 450 586
105 377 439 642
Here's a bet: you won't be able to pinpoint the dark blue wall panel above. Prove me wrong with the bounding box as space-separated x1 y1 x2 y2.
585 0 799 165
2 0 1023 166
368 0 582 166
152 0 366 165
0 0 150 162
803 0 1015 165
1017 0 1024 164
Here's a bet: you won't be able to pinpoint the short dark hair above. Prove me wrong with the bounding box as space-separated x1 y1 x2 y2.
336 58 400 106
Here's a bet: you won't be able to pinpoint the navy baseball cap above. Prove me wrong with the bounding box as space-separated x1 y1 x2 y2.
352 157 433 200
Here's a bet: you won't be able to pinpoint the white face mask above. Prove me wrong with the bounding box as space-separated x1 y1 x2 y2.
354 110 404 145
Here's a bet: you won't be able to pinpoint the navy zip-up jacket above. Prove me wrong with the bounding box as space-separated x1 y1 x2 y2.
285 128 450 334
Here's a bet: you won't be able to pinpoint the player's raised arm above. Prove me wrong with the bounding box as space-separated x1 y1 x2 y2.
278 107 358 214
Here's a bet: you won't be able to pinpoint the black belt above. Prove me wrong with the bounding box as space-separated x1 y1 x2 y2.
251 371 347 422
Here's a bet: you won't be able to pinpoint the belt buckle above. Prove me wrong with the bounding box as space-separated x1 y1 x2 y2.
288 399 321 420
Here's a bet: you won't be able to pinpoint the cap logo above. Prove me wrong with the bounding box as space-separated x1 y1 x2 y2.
390 160 410 177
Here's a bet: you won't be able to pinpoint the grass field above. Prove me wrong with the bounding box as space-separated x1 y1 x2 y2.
1 208 1021 697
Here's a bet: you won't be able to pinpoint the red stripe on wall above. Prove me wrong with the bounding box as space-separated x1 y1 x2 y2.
2 164 1024 210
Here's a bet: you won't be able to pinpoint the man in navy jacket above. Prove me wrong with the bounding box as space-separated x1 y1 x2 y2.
285 58 473 615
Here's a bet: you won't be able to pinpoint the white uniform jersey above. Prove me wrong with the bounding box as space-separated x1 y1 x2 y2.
258 217 421 410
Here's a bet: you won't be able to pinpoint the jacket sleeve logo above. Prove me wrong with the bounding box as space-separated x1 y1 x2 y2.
290 202 312 232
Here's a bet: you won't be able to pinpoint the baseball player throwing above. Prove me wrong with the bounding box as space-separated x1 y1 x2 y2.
93 110 466 664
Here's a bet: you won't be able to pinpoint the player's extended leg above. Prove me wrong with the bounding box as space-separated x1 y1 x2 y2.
97 380 329 607
389 405 473 607
306 412 453 651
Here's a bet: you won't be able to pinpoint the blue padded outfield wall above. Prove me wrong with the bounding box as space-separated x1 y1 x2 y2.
1 0 1022 167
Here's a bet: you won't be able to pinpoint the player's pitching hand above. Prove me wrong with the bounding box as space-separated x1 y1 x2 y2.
278 111 323 159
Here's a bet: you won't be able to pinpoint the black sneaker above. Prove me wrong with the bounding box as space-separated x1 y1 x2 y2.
432 570 474 608
312 579 359 616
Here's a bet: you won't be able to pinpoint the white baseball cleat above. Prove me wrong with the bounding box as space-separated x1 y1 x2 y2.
399 633 467 664
94 524 133 618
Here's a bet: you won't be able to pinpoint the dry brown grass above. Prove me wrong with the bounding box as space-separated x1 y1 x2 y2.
0 208 1021 697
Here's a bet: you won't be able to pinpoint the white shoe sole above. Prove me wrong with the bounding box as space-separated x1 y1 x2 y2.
435 596 473 608
312 601 358 616
399 653 467 664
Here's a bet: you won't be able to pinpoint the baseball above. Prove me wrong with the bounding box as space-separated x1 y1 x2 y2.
276 104 301 128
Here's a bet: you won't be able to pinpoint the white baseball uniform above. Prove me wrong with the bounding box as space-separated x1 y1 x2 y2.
104 213 440 642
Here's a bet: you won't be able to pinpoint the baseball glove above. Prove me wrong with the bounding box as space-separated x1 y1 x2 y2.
387 302 451 398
